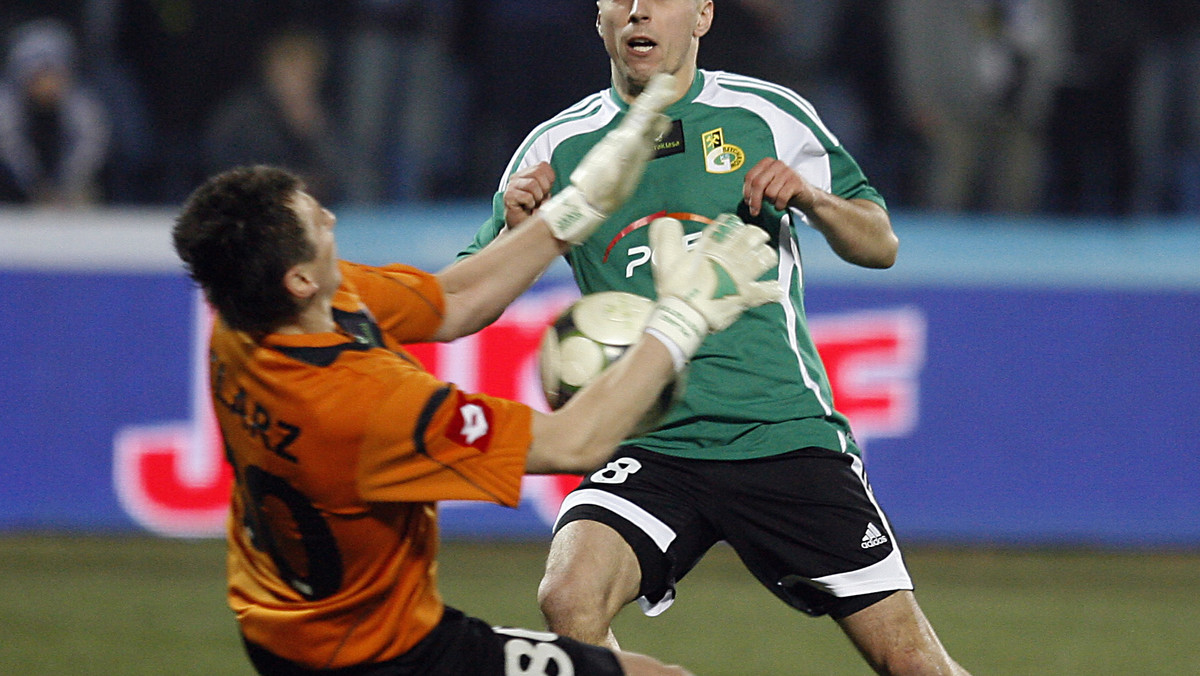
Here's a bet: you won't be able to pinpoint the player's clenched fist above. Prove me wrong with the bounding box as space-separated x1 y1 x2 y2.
742 157 819 217
503 162 555 228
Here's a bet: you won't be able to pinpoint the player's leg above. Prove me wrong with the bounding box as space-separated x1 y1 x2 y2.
538 518 642 649
835 590 971 676
540 447 719 650
612 650 694 676
708 448 971 674
486 622 694 676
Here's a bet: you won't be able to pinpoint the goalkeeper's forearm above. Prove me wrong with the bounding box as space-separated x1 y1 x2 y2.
525 336 676 475
431 215 569 341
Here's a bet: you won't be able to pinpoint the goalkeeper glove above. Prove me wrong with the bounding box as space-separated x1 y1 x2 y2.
644 214 781 369
539 73 676 244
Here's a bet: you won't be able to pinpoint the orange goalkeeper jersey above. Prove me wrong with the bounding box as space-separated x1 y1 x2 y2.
210 261 534 669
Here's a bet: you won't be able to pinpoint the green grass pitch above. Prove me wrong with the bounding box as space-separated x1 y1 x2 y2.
1 535 1197 675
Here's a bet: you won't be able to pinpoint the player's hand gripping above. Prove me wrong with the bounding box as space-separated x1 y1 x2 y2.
645 214 781 368
539 73 676 244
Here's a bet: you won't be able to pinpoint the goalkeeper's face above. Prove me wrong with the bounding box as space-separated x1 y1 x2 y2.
287 189 342 303
597 0 713 96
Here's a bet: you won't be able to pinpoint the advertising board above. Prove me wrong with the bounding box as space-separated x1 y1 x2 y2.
3 208 1197 545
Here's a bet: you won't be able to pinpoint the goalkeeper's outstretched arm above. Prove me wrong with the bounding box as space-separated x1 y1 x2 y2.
431 73 677 341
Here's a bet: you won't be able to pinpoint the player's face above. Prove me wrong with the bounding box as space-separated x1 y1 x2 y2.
290 190 342 297
597 0 712 96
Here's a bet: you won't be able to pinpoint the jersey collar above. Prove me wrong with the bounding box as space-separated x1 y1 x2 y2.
608 70 705 117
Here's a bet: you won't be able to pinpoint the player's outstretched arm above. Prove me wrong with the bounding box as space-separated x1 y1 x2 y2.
527 215 779 474
431 73 677 341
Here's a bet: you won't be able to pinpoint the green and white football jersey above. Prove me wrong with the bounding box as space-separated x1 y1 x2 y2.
461 70 887 460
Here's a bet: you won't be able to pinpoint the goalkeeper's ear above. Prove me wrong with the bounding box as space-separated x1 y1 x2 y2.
649 217 686 294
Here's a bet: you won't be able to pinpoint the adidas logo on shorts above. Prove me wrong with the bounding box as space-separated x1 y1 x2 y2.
861 522 888 549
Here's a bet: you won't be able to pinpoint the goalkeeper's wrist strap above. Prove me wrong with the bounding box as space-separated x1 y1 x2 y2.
645 296 708 371
644 327 688 373
538 185 606 245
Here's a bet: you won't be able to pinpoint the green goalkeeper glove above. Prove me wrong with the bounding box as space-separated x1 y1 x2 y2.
539 73 676 244
645 214 781 369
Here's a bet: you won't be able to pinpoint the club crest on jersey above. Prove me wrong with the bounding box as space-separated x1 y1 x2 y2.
702 127 745 174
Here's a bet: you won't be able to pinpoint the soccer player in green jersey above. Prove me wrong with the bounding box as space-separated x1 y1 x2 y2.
459 2 972 674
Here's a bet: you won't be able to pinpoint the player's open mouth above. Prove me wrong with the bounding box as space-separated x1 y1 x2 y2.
628 37 656 54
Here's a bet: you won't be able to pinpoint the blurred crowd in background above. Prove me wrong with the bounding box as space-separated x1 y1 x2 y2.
1 0 1198 217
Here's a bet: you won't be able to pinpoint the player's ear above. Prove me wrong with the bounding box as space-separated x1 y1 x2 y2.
596 11 603 38
284 264 318 301
695 0 713 38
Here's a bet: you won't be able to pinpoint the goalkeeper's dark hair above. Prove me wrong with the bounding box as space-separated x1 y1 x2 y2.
173 165 314 335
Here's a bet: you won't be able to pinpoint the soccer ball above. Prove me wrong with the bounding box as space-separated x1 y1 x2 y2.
538 291 680 435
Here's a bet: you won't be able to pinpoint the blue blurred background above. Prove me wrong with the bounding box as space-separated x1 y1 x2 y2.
2 207 1197 547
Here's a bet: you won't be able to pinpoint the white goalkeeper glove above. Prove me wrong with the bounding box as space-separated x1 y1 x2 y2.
644 214 781 369
539 73 676 244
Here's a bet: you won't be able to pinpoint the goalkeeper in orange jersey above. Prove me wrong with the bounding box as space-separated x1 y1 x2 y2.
171 74 779 675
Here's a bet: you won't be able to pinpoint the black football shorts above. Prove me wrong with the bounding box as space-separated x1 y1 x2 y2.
243 607 623 675
554 445 913 619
